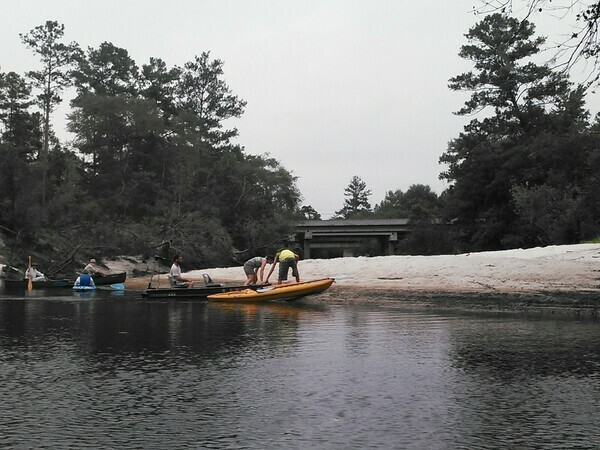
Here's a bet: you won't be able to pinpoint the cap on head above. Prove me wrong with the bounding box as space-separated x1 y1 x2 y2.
90 259 96 264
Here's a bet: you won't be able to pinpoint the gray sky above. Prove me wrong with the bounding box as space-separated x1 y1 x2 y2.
3 1 598 218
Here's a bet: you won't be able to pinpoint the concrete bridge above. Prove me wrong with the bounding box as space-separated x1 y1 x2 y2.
291 219 409 258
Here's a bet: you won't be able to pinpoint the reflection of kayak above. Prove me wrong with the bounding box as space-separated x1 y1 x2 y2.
73 285 96 291
207 278 335 302
142 283 269 299
2 278 71 289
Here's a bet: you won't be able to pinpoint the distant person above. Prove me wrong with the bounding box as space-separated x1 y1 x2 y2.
266 248 300 285
83 258 105 276
169 254 196 288
24 266 46 282
243 255 274 285
74 273 95 288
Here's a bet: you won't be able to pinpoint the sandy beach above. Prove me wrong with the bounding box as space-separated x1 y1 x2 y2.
113 243 600 292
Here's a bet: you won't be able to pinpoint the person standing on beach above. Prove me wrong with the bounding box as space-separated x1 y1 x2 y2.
243 255 274 285
169 255 196 288
265 248 300 284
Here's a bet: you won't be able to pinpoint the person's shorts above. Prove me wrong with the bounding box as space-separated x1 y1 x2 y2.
278 258 298 281
243 262 257 276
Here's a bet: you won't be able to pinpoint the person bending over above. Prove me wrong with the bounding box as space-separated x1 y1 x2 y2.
243 255 274 285
265 248 299 285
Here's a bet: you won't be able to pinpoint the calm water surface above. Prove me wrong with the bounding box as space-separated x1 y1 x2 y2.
0 288 599 449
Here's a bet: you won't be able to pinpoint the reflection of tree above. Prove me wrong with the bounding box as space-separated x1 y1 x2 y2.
0 296 330 366
448 318 600 378
445 315 600 448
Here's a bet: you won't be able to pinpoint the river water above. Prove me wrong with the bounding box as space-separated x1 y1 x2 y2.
0 289 598 449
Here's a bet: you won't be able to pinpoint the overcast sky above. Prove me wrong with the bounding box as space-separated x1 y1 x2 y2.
3 1 599 218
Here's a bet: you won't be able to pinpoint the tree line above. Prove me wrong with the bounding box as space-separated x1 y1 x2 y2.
0 21 300 269
1 13 600 270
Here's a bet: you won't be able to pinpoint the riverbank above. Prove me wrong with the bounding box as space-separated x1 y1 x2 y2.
106 244 600 313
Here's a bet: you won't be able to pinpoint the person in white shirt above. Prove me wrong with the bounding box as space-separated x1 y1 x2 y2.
25 266 46 282
169 255 196 288
83 258 105 275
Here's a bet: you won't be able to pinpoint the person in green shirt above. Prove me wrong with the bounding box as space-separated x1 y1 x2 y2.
265 248 300 284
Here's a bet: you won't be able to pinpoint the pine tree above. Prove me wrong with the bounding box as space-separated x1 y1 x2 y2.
335 176 372 219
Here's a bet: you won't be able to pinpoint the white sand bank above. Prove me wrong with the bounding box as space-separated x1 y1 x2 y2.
112 244 600 294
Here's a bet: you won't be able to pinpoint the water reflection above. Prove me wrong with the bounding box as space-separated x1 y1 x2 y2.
448 316 600 379
0 291 598 448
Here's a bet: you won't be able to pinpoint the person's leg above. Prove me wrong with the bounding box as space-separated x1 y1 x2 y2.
278 259 290 284
243 263 255 285
289 260 300 282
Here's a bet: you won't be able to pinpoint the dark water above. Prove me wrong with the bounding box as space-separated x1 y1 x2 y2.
0 289 599 449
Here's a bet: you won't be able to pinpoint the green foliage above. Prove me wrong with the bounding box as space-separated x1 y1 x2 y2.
20 21 81 204
0 72 42 153
72 42 139 97
0 22 302 267
374 184 439 221
440 13 598 251
334 175 372 219
0 143 37 234
176 52 247 147
298 205 321 220
511 184 581 245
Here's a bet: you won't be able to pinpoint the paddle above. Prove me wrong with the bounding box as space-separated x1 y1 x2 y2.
97 283 125 291
332 274 348 280
27 256 33 292
257 286 276 293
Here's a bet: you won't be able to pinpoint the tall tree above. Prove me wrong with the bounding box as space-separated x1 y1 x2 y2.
335 176 372 219
20 21 81 204
176 52 246 147
0 71 41 153
72 42 139 97
477 1 600 84
139 57 182 121
66 47 301 264
440 13 589 249
0 71 43 236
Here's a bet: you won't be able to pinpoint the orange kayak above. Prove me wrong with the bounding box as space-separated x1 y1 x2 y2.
207 278 335 302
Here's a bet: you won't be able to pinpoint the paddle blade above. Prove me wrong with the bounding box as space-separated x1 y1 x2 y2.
257 287 276 293
27 256 33 292
110 283 125 290
332 274 348 280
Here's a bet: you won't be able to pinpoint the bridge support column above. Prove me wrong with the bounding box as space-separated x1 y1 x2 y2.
387 232 398 255
303 241 311 259
303 231 312 259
